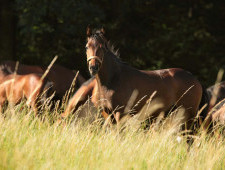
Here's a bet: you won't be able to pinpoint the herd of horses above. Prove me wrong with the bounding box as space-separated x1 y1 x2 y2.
0 61 85 114
0 27 225 134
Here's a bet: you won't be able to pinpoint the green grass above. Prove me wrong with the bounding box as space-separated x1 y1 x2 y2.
0 103 225 170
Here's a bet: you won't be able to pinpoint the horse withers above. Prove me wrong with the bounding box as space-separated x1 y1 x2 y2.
61 27 208 131
0 65 53 114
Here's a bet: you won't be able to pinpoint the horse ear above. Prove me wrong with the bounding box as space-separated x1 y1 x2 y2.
100 27 105 35
86 25 92 37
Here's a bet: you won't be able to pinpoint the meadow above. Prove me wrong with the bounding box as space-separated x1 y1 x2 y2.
0 100 225 170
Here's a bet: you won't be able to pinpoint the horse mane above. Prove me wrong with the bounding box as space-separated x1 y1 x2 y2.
107 41 120 58
91 29 127 64
0 64 13 74
106 40 129 65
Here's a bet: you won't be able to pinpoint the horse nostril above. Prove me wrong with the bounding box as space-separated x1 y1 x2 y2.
90 65 99 71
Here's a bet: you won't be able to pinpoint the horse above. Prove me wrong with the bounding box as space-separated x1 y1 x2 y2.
47 64 86 99
0 65 52 114
210 99 225 125
207 81 225 111
1 61 86 99
205 99 225 137
61 27 208 131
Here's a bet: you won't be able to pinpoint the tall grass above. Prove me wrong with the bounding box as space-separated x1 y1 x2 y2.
0 101 225 170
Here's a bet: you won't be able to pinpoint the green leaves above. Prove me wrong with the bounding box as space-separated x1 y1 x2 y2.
12 0 225 85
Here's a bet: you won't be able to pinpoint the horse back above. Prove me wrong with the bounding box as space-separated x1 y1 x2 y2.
156 68 203 112
125 67 202 100
1 60 44 74
113 67 202 118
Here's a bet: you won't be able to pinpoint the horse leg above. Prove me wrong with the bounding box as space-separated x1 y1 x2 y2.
61 84 94 119
0 104 3 114
179 108 198 146
26 93 39 116
113 112 120 123
102 110 114 128
56 101 77 126
61 99 77 118
30 100 38 116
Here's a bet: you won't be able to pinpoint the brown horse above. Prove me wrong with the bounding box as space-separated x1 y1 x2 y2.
1 61 86 99
61 28 207 130
0 65 11 82
207 81 225 111
205 82 225 127
0 65 52 114
210 100 225 125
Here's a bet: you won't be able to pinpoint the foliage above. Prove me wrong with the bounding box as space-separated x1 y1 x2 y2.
15 0 105 72
12 0 225 85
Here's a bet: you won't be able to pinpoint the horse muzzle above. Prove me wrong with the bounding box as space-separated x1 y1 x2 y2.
89 64 100 76
87 56 102 76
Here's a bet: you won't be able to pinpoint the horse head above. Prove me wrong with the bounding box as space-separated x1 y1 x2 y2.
86 26 108 76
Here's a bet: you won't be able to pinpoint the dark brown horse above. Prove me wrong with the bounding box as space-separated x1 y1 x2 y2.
47 64 86 99
0 65 52 114
1 61 86 99
1 60 44 74
61 28 207 130
0 65 11 82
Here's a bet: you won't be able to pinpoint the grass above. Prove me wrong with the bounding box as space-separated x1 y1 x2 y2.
0 101 225 170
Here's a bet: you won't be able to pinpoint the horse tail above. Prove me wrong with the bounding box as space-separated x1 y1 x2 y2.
198 85 211 130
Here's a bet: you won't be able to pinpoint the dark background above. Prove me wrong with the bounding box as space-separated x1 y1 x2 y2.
0 0 225 86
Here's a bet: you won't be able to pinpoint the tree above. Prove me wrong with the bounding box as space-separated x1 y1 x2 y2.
0 0 16 61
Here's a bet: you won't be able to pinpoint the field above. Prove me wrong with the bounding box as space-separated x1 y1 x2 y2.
0 100 225 170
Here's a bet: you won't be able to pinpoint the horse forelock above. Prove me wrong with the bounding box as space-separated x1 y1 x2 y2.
90 31 106 47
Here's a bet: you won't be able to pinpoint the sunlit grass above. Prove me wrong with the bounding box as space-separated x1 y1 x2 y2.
0 101 225 170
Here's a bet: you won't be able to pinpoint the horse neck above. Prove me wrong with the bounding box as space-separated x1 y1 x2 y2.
97 51 120 86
